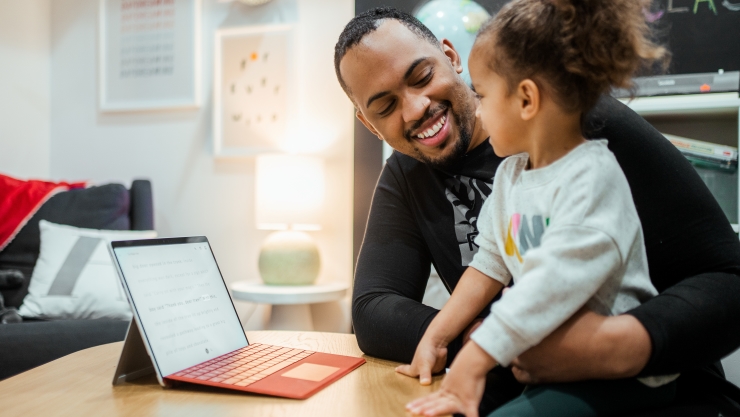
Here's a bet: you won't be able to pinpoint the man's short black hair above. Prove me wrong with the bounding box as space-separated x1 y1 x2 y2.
334 7 440 98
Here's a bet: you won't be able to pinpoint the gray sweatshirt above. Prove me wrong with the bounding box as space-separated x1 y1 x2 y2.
469 140 673 386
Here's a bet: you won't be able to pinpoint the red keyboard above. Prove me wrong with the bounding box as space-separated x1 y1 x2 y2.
171 343 314 387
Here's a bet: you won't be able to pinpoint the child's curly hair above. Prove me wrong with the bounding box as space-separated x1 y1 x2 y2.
477 0 669 114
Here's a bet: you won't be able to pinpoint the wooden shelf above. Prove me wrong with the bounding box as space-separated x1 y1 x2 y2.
619 93 740 236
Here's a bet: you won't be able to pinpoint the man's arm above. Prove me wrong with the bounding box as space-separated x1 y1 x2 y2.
511 272 740 383
631 271 740 376
352 157 436 363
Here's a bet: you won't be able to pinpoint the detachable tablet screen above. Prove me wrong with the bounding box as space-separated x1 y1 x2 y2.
113 238 247 377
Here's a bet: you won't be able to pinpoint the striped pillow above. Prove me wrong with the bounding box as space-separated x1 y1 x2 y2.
18 220 156 320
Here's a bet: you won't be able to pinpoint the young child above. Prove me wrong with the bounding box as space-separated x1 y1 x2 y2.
399 0 675 416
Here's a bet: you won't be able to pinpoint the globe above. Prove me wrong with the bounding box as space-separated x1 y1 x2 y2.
415 0 491 84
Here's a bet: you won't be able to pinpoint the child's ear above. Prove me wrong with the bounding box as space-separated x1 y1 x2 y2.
517 79 540 121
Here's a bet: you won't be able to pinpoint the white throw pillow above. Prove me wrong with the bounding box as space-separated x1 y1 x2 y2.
18 220 157 320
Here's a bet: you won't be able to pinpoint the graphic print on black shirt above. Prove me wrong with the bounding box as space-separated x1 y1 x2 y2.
443 174 493 266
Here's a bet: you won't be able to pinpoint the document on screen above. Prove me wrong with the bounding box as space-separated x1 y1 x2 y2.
113 242 247 377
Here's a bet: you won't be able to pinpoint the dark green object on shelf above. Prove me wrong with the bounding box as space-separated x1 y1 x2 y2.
686 156 738 172
685 155 738 224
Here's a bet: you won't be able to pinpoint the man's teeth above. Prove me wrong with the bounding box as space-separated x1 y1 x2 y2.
416 115 446 139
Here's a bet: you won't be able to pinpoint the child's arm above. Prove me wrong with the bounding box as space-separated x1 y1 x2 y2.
425 266 504 348
396 266 503 384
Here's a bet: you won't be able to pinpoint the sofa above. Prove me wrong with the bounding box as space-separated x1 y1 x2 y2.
0 180 153 380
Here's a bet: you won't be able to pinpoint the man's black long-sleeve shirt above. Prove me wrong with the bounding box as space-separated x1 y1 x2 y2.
353 96 740 412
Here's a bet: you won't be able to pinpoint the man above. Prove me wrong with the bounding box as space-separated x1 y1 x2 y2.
335 7 740 416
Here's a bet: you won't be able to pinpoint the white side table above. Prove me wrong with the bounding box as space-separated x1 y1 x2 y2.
230 281 349 331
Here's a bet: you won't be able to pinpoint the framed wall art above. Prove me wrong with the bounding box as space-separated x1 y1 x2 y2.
213 24 293 157
99 0 202 112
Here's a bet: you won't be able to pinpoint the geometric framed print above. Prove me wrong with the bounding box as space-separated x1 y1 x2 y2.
213 24 293 157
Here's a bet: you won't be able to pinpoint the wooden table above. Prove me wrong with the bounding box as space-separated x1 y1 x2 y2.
0 331 447 417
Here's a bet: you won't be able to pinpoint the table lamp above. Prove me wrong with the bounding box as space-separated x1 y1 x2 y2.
255 154 324 285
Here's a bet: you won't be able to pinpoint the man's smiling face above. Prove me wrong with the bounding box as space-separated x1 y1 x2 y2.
339 20 485 167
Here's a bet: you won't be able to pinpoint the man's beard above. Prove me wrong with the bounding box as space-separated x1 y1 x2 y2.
406 99 474 169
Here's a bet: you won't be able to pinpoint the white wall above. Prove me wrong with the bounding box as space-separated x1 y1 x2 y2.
48 0 354 331
0 0 51 179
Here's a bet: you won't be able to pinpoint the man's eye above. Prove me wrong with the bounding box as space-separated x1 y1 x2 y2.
379 100 396 116
414 70 433 87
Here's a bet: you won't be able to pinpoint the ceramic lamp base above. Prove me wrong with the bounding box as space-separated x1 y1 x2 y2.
258 230 320 285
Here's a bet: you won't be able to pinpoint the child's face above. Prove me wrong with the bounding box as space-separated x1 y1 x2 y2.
469 48 525 158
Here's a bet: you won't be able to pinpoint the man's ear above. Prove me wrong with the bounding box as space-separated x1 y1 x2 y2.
517 79 540 121
356 110 383 140
440 39 463 75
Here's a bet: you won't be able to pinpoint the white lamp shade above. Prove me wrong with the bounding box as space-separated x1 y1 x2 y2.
255 154 325 230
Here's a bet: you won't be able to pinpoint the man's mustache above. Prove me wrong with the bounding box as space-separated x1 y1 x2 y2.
405 102 452 140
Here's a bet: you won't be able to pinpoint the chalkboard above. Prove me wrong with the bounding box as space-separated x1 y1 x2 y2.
478 0 740 75
356 0 740 76
650 0 740 74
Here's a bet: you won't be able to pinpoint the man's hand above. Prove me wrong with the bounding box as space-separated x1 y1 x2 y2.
396 315 484 385
406 342 494 417
510 308 652 384
396 337 448 385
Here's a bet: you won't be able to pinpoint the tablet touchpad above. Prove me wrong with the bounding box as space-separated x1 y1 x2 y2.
281 363 340 381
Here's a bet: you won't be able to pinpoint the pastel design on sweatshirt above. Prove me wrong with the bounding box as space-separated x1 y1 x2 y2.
504 214 549 263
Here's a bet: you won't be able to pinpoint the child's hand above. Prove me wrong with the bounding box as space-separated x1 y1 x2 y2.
405 363 486 417
405 341 496 417
395 337 448 385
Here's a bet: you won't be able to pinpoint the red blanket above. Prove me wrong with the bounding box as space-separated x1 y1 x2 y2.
0 174 87 251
